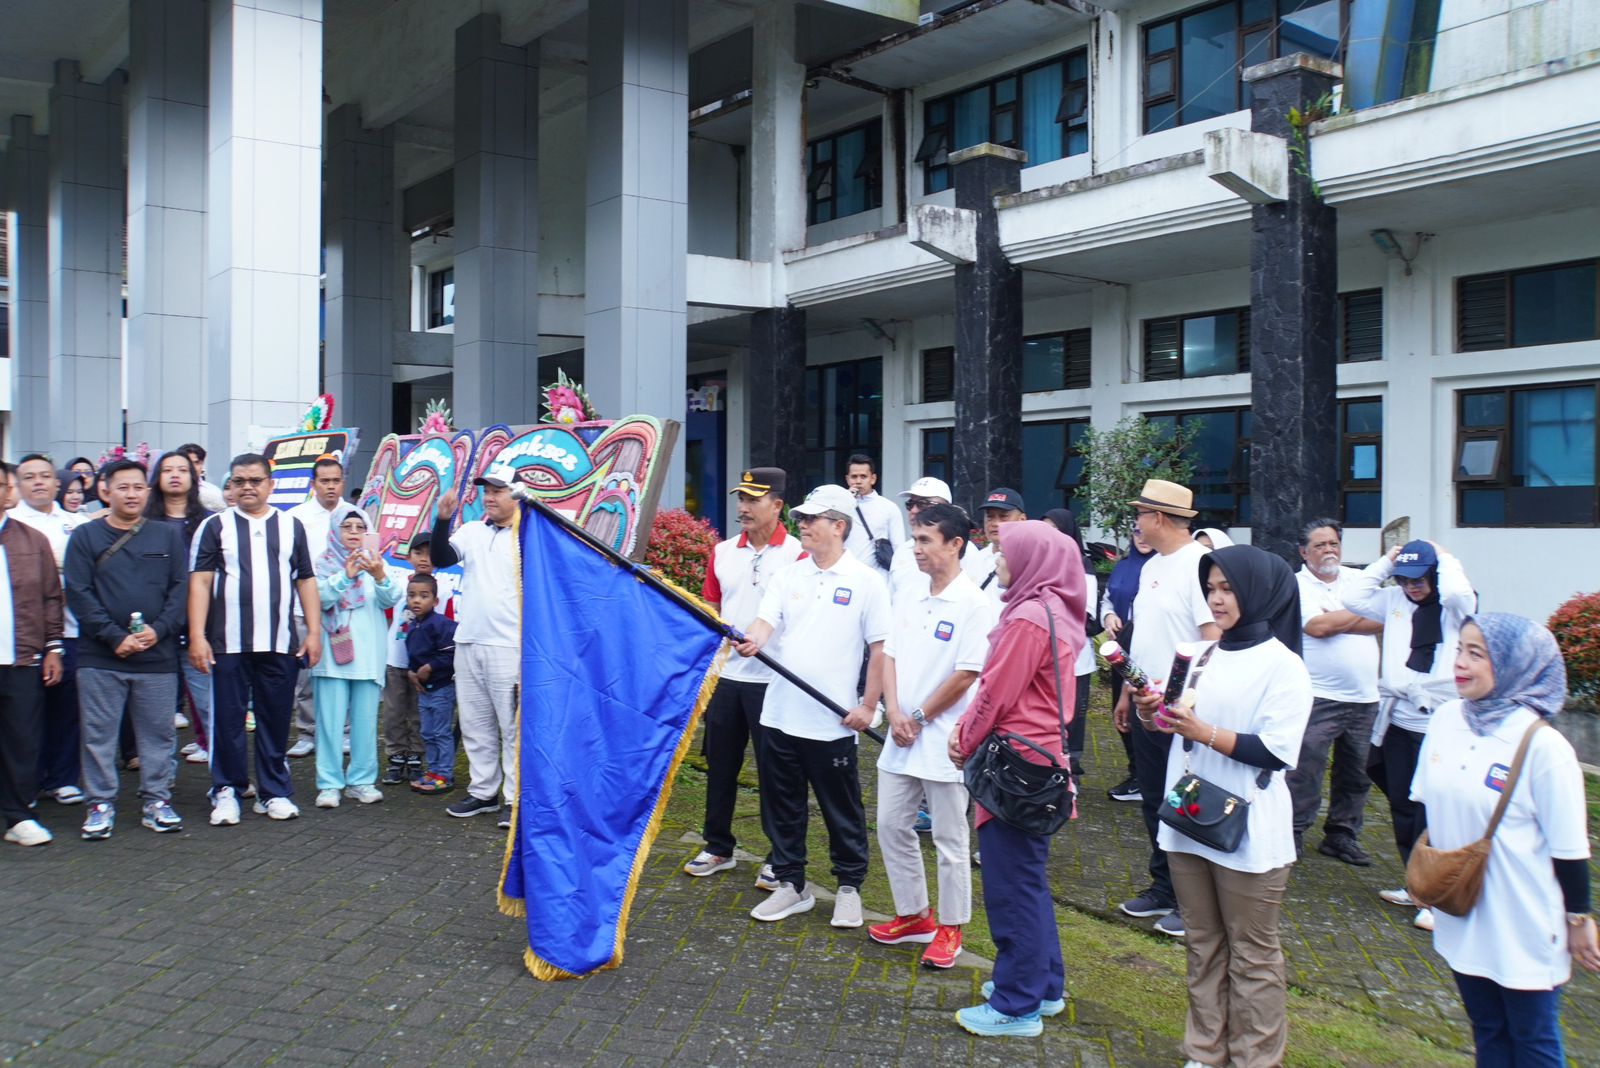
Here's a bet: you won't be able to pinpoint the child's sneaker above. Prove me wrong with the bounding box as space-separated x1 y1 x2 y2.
405 754 423 776
381 755 408 785
410 772 453 794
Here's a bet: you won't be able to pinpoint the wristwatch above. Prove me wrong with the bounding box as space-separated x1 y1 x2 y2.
910 707 926 724
1567 913 1592 926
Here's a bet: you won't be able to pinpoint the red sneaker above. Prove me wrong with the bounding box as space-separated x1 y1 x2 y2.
867 912 938 945
921 924 963 969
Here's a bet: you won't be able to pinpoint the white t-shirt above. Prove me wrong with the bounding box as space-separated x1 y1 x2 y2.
1296 566 1379 703
1158 639 1313 873
879 572 996 782
1412 703 1590 989
1076 571 1098 676
889 537 926 604
844 491 905 574
12 500 87 638
705 526 806 683
1129 540 1213 688
1343 552 1474 733
448 520 521 648
756 551 891 741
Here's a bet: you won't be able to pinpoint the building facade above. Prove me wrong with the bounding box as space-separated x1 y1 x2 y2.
0 0 1596 618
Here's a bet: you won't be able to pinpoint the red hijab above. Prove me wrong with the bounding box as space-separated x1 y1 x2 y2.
992 520 1086 654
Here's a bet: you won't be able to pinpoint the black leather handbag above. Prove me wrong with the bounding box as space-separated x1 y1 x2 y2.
963 612 1075 836
1154 647 1268 853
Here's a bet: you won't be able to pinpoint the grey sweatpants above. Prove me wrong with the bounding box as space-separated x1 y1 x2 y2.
78 667 179 805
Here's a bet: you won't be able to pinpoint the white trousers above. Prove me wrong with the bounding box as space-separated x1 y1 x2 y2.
456 642 520 803
876 768 972 925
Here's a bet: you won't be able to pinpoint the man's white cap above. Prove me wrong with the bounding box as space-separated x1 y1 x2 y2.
791 484 857 517
898 476 952 502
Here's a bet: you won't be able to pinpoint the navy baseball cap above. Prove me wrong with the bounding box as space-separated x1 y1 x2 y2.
1392 540 1438 578
980 487 1025 513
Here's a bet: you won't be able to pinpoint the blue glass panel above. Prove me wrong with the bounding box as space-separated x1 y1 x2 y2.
1147 21 1176 54
1462 392 1506 428
1146 101 1177 132
1513 386 1595 488
1345 400 1382 434
1461 488 1506 525
1512 263 1598 347
1022 335 1065 392
1349 443 1378 481
954 86 989 151
1022 64 1065 165
1179 3 1240 123
1182 313 1241 377
1343 491 1381 527
833 127 868 218
1279 0 1343 60
1021 422 1069 513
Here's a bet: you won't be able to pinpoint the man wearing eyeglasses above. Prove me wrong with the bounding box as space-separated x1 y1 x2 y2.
683 468 805 886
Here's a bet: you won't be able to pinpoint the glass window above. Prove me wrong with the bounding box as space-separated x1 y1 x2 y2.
922 50 1088 194
427 268 454 328
1143 308 1250 381
1458 260 1600 352
1340 397 1383 526
808 119 883 227
1339 289 1383 362
1456 382 1599 526
1021 419 1089 516
1180 3 1239 125
1147 406 1251 526
804 358 883 488
921 427 952 485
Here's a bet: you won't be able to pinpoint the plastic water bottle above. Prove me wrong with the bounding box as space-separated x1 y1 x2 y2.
129 612 146 634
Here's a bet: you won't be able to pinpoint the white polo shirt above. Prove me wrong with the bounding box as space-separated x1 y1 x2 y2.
1296 565 1379 703
756 550 891 741
704 525 806 684
844 491 905 574
888 537 925 604
1412 702 1590 989
879 571 995 782
12 499 87 639
448 519 521 648
1129 539 1213 686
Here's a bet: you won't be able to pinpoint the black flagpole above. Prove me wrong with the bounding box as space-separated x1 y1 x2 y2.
518 495 886 746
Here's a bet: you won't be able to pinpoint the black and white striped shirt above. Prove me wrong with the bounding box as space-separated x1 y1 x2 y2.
191 508 315 655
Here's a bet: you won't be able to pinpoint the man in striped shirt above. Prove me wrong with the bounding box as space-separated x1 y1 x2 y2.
188 453 323 825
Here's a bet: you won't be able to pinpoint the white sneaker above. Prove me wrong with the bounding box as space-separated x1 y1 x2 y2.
754 863 781 892
48 785 84 805
683 851 735 877
1378 888 1414 907
342 734 351 755
210 787 241 826
180 741 200 756
1414 908 1435 931
175 712 190 729
344 785 383 804
831 885 864 928
4 819 53 846
750 882 815 922
315 789 341 809
286 736 315 758
185 748 210 764
253 797 299 820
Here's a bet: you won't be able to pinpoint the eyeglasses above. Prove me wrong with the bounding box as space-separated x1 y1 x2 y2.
906 497 938 510
232 476 268 488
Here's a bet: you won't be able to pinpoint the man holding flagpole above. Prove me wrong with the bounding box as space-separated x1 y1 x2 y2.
734 485 891 929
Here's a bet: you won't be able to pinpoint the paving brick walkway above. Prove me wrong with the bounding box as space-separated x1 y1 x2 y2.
0 700 1595 1066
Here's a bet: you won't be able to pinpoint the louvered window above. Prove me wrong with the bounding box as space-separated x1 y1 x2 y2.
1458 260 1599 352
1339 289 1383 362
1143 308 1249 381
921 346 954 403
1022 329 1091 391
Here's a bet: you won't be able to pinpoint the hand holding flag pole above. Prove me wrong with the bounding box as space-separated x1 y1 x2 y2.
512 489 886 745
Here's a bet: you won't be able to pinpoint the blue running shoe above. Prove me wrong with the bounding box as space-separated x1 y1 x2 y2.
982 980 1065 1018
913 808 933 833
955 1003 1043 1038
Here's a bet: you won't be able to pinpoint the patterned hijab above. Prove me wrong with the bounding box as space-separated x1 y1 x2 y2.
1461 612 1567 737
315 512 369 616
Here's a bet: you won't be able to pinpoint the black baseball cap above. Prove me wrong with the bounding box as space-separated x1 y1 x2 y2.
980 487 1025 513
731 467 787 499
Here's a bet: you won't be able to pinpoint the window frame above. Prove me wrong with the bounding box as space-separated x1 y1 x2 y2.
427 266 455 329
1338 288 1383 363
1146 405 1253 527
1023 328 1092 392
920 426 953 486
1455 258 1600 352
921 346 955 403
1142 306 1252 382
1338 396 1383 526
921 49 1089 194
807 118 885 227
1019 417 1091 516
803 356 885 488
1454 380 1600 527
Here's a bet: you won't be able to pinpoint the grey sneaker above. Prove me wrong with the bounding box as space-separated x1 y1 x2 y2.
344 785 383 805
142 801 182 833
81 802 115 840
286 736 315 758
1154 911 1186 938
830 885 864 928
683 851 735 877
750 882 815 922
754 863 781 891
1119 891 1175 918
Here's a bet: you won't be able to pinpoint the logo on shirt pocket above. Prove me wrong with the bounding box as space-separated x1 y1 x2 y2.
1484 763 1510 792
935 621 955 642
833 588 852 605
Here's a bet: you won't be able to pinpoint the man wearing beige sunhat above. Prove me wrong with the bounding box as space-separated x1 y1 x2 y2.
1113 479 1221 938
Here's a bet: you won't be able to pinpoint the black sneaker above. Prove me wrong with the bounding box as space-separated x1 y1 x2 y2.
1318 834 1374 867
381 756 408 785
446 795 501 818
1119 890 1175 918
405 754 423 776
498 806 513 830
1107 776 1142 803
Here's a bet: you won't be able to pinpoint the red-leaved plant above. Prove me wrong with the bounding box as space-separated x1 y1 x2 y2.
1549 592 1600 702
645 508 720 599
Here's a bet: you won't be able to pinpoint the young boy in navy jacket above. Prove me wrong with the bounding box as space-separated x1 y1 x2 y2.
405 573 459 792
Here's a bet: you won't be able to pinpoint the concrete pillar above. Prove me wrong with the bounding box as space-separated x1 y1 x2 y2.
325 105 394 475
585 0 689 506
127 0 208 450
453 14 540 429
950 143 1024 518
747 307 807 483
205 0 323 463
1244 56 1341 563
47 62 126 461
744 0 808 491
2 117 49 456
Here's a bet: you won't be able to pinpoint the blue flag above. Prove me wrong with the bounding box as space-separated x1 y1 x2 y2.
499 502 727 979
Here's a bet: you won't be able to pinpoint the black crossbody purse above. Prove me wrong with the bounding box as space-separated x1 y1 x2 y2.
963 612 1075 836
1155 646 1269 853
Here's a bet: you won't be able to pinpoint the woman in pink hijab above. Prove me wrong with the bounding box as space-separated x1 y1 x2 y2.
948 520 1085 1038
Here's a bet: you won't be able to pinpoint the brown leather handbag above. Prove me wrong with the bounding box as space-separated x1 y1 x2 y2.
1406 718 1547 917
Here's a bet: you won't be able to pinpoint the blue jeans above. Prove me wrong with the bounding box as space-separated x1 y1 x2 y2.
978 817 1063 1018
1453 971 1564 1067
418 683 457 784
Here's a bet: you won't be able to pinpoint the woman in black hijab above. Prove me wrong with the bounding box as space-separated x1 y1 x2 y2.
1131 545 1312 1068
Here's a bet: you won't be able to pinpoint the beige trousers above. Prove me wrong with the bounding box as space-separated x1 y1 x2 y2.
1169 851 1292 1068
